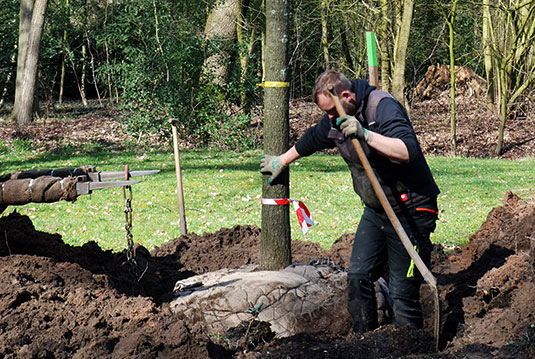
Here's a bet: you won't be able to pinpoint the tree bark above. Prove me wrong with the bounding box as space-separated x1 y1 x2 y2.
58 0 69 104
0 51 16 108
378 0 391 92
237 0 257 109
483 0 535 155
321 0 329 69
80 43 88 106
202 0 240 85
482 0 494 104
391 0 414 106
339 22 354 72
13 0 48 128
12 0 33 124
260 0 291 270
446 0 458 154
153 0 169 82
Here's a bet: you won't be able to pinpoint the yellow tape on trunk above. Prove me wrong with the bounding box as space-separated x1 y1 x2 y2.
257 81 290 88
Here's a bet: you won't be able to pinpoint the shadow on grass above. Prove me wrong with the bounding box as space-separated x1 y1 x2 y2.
179 150 349 173
3 147 350 177
1 140 144 172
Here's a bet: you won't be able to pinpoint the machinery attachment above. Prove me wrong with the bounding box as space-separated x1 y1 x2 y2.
0 165 159 212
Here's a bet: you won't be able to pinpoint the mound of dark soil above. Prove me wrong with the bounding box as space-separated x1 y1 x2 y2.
1 191 534 358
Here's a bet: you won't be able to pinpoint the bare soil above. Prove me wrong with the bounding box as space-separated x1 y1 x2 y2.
1 84 535 357
1 191 534 358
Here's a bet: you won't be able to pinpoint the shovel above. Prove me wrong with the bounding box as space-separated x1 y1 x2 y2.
328 87 440 349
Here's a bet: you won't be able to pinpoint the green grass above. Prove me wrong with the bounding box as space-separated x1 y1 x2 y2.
1 142 534 252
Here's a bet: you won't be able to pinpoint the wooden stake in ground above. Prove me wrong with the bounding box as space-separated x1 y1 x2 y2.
169 119 187 236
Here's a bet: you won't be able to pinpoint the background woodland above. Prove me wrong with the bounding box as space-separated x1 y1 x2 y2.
1 0 534 155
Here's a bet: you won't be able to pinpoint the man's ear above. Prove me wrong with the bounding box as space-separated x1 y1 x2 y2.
340 90 354 103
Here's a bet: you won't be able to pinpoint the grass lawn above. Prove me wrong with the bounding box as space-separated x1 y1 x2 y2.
1 143 533 252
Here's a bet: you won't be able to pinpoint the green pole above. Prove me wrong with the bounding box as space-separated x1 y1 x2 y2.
366 31 379 88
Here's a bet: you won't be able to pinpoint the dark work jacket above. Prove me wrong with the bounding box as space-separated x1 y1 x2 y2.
295 79 440 213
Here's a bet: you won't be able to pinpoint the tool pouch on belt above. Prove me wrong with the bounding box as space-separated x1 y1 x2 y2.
0 177 79 206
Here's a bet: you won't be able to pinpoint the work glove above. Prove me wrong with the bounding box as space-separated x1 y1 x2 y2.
260 155 286 184
336 115 373 143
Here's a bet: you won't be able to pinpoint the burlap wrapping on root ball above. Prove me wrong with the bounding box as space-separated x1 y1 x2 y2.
0 166 94 182
0 176 79 206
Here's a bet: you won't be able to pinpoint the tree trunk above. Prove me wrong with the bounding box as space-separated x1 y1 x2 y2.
496 63 507 155
339 22 354 71
85 32 102 106
58 0 68 104
260 0 291 271
484 0 535 155
153 0 169 82
80 43 88 106
321 0 329 69
202 0 240 85
0 51 16 108
482 0 494 104
12 0 33 123
261 0 266 81
446 0 458 154
103 0 115 102
237 0 257 109
13 0 48 128
391 0 414 106
378 0 391 92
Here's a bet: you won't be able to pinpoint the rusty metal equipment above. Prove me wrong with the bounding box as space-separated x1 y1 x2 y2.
0 165 159 213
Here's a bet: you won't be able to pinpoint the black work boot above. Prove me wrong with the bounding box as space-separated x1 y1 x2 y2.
392 295 423 328
347 274 378 333
375 277 393 326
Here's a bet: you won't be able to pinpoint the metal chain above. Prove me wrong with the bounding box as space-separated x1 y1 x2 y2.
123 185 136 264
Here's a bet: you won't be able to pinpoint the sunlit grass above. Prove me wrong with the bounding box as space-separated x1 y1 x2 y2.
1 143 534 252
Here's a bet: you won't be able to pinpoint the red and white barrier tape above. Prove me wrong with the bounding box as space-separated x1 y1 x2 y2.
261 198 315 236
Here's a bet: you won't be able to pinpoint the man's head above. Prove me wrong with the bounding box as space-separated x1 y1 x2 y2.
313 71 356 119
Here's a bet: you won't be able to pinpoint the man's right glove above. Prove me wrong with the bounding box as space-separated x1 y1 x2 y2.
260 155 286 184
336 114 373 143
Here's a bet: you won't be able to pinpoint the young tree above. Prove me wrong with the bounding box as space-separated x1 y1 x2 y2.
391 0 415 106
320 0 330 69
12 0 48 128
378 0 391 92
58 0 68 104
260 0 291 270
483 0 535 155
237 0 262 109
444 0 459 153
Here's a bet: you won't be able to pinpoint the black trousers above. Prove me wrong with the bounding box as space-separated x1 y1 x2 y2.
347 205 437 333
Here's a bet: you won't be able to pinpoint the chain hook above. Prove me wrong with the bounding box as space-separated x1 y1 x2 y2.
122 164 136 266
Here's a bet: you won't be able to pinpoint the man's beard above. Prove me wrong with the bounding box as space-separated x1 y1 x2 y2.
343 100 357 116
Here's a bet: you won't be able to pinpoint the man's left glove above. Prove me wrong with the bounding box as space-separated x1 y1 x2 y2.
260 155 286 184
336 114 373 143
